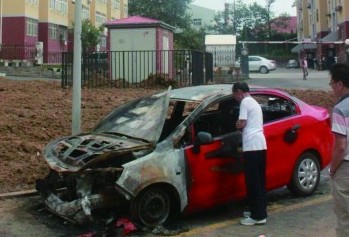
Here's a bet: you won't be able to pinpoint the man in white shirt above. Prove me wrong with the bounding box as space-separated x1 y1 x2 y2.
301 56 308 80
232 82 268 226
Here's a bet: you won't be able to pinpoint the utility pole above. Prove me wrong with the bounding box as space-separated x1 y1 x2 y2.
72 0 82 135
0 0 3 47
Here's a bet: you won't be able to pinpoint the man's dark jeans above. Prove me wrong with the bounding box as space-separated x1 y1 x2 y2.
243 150 267 220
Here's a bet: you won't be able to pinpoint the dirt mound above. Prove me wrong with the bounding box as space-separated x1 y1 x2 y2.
0 77 158 192
0 77 336 193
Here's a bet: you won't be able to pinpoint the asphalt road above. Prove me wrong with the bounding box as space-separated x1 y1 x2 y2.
247 68 331 90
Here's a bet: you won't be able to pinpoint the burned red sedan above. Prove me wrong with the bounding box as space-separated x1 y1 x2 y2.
36 84 333 227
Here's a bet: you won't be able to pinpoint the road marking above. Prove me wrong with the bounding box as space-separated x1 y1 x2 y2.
178 195 332 236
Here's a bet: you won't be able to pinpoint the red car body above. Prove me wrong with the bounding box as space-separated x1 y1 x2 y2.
183 87 333 214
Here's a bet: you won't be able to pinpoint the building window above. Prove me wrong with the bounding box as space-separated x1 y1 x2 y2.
49 0 68 14
82 5 90 20
193 19 202 26
49 24 58 40
100 36 107 47
26 0 39 4
97 0 107 4
124 4 128 15
96 11 106 26
26 18 38 36
59 28 67 41
112 0 120 9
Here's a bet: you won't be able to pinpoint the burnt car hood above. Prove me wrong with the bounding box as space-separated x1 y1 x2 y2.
44 88 171 172
43 133 153 172
92 87 171 144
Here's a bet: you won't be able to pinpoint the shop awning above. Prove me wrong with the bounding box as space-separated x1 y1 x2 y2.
321 30 338 42
291 43 317 53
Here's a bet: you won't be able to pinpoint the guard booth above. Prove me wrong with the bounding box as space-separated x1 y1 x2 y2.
205 35 237 82
105 16 175 83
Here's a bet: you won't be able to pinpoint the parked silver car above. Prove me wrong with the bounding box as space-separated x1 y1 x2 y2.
235 55 276 74
286 59 300 69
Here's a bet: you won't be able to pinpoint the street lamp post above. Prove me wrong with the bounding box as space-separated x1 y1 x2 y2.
0 0 3 47
241 47 249 79
72 0 82 135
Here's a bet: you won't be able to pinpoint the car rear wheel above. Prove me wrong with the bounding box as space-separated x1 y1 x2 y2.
259 66 269 74
288 152 320 196
130 186 171 227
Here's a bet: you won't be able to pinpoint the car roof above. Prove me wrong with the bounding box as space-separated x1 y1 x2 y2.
170 84 290 102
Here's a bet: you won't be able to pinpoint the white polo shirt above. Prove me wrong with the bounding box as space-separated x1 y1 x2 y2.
239 96 267 151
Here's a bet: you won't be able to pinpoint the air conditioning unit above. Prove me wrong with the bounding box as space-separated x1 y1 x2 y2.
335 5 342 11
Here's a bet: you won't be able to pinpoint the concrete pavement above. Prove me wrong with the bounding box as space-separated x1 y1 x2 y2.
175 171 336 237
180 194 336 237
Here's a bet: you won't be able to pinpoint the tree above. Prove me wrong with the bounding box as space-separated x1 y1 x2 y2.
211 0 293 57
174 27 206 50
80 19 104 53
265 0 276 38
129 0 193 29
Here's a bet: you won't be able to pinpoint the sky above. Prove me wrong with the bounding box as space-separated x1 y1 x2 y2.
192 0 297 17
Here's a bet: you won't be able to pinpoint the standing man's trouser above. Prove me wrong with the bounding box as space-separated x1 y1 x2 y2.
331 161 349 237
243 150 267 220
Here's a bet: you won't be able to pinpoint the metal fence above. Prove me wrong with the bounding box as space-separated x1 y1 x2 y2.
0 43 64 65
62 50 213 88
0 43 36 64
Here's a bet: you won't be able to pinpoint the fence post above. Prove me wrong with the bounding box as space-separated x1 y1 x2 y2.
205 52 213 84
61 52 65 88
192 51 204 86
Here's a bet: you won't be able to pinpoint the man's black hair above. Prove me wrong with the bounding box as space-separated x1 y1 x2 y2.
232 81 250 92
330 63 349 88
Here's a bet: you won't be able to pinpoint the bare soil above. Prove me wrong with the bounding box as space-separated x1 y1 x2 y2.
0 77 336 193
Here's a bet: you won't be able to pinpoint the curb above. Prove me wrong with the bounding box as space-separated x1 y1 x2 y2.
0 189 37 198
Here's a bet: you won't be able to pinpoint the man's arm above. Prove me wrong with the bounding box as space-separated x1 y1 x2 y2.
329 132 347 175
236 119 246 130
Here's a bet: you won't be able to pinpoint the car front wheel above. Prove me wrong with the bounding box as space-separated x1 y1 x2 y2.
288 152 320 196
259 66 269 74
130 186 171 227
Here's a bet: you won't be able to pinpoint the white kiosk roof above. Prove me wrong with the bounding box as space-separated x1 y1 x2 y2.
205 35 236 45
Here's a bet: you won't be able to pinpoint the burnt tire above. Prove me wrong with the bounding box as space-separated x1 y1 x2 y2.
130 187 172 227
287 152 320 196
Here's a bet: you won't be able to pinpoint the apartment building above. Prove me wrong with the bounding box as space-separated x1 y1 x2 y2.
187 4 215 31
295 0 349 64
0 0 128 64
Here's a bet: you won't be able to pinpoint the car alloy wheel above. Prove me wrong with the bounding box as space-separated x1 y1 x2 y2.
131 187 171 227
288 152 320 196
259 66 269 74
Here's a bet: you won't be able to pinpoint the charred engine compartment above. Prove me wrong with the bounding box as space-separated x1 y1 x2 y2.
36 153 139 224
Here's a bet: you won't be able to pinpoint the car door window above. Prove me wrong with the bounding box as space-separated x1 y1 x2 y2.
252 94 296 123
193 98 239 137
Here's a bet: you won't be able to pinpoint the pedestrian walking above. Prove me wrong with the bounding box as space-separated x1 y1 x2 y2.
328 63 349 237
232 82 268 226
300 56 308 80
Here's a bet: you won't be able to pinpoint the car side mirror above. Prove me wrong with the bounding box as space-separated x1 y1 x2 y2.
192 132 213 154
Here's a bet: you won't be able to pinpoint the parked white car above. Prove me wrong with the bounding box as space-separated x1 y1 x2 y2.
235 55 276 74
